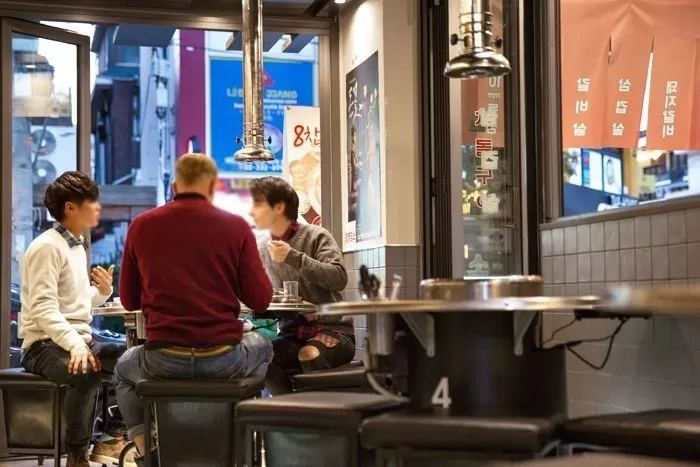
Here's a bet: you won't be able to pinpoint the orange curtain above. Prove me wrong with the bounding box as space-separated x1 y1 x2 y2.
602 16 652 148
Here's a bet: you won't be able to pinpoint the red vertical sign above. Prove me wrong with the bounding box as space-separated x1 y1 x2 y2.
646 35 697 150
602 25 652 148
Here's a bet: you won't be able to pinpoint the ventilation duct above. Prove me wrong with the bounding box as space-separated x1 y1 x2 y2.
234 0 274 162
444 0 511 79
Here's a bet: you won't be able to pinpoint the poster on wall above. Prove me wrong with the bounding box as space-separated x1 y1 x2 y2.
208 57 315 175
344 51 382 248
283 105 322 226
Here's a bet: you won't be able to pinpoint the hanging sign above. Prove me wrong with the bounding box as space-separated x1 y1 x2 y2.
646 35 697 150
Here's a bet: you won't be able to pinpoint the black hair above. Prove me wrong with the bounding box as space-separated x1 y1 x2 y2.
250 177 299 221
44 171 99 221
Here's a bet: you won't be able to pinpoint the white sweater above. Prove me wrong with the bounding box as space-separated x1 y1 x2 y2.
19 229 111 351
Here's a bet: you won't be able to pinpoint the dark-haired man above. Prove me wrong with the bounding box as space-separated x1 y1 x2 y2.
19 171 120 467
249 177 354 394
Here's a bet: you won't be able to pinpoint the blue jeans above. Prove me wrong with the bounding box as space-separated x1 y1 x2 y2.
114 332 272 438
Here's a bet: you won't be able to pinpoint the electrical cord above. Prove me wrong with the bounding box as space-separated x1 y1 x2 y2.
549 318 630 371
542 317 578 345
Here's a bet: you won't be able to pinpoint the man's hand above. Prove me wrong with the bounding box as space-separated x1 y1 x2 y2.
268 240 292 263
69 346 100 375
91 265 114 296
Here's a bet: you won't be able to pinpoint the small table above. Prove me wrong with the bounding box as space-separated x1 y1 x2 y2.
92 307 144 348
242 302 318 320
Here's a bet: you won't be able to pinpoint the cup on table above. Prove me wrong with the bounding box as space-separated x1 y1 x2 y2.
283 281 299 303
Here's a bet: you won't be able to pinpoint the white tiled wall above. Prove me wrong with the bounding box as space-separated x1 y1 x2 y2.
540 204 700 417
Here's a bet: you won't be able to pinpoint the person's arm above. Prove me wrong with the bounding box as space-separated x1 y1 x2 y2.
90 284 112 308
238 226 273 313
284 230 348 292
24 244 87 352
119 223 142 311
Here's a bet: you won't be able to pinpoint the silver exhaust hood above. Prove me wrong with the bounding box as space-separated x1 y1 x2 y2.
444 0 511 79
234 0 274 162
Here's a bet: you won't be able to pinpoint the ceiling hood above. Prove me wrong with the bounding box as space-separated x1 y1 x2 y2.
444 0 511 79
234 0 275 162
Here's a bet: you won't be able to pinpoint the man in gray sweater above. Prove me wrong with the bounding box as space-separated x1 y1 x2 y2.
250 177 355 393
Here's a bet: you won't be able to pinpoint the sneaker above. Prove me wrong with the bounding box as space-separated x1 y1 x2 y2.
90 433 137 467
67 448 90 467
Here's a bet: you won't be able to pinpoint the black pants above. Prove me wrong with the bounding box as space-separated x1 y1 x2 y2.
21 340 126 451
265 333 355 394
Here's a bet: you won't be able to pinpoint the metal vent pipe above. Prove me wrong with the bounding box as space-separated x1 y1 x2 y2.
234 0 274 162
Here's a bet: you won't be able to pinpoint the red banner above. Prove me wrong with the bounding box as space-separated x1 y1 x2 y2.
602 21 652 148
646 35 697 150
561 30 610 148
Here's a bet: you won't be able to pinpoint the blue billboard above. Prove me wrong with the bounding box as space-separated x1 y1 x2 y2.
209 57 315 174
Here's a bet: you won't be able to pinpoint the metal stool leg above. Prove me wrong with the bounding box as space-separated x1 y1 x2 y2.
53 388 62 467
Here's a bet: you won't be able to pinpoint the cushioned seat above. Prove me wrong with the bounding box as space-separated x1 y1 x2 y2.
0 368 65 466
561 409 700 459
136 376 265 467
235 391 405 467
292 364 368 392
501 453 700 466
361 411 558 454
135 375 264 399
236 391 403 429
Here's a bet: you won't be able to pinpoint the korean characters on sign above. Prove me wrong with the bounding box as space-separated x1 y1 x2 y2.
646 35 695 149
662 80 678 139
572 77 591 138
473 75 502 215
603 31 652 148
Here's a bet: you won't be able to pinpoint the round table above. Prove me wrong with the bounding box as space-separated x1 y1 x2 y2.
242 302 318 320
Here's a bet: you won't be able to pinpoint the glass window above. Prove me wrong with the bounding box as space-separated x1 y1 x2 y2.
10 32 79 367
559 1 698 216
449 0 520 278
35 23 320 335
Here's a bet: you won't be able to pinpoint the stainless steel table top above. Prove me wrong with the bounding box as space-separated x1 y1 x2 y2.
318 296 604 316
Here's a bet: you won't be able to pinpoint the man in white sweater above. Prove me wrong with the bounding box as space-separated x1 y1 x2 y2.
19 171 115 467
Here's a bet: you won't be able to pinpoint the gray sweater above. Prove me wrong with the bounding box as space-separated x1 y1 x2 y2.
258 224 354 338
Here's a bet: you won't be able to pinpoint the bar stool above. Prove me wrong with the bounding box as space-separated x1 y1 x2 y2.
135 376 264 467
361 411 561 464
0 368 65 466
292 361 370 392
560 409 700 460
235 391 404 467
500 453 700 466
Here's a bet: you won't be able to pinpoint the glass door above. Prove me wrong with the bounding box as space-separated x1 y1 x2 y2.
0 19 90 368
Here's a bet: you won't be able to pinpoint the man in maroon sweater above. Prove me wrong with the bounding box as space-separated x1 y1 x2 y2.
113 154 273 466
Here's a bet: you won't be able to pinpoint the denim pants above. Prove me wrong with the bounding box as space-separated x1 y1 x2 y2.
113 331 272 439
21 340 126 451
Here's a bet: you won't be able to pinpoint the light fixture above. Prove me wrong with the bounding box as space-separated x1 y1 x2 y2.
444 0 511 79
334 0 347 4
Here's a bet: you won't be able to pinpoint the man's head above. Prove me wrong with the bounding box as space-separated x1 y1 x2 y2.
173 153 218 201
249 177 299 230
44 171 101 230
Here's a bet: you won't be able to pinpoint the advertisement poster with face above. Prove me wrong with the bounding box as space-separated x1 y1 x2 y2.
283 105 322 226
603 155 623 194
344 51 382 248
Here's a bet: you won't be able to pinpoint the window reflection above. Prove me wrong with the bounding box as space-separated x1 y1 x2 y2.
450 0 517 278
560 2 698 216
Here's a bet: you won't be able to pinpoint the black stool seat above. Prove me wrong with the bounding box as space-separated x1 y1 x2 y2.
0 368 65 465
361 411 558 454
292 363 367 391
236 391 404 429
135 375 264 399
562 409 700 458
502 453 700 466
0 368 62 388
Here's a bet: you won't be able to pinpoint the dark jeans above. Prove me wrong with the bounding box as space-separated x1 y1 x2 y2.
21 340 126 451
265 333 355 394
